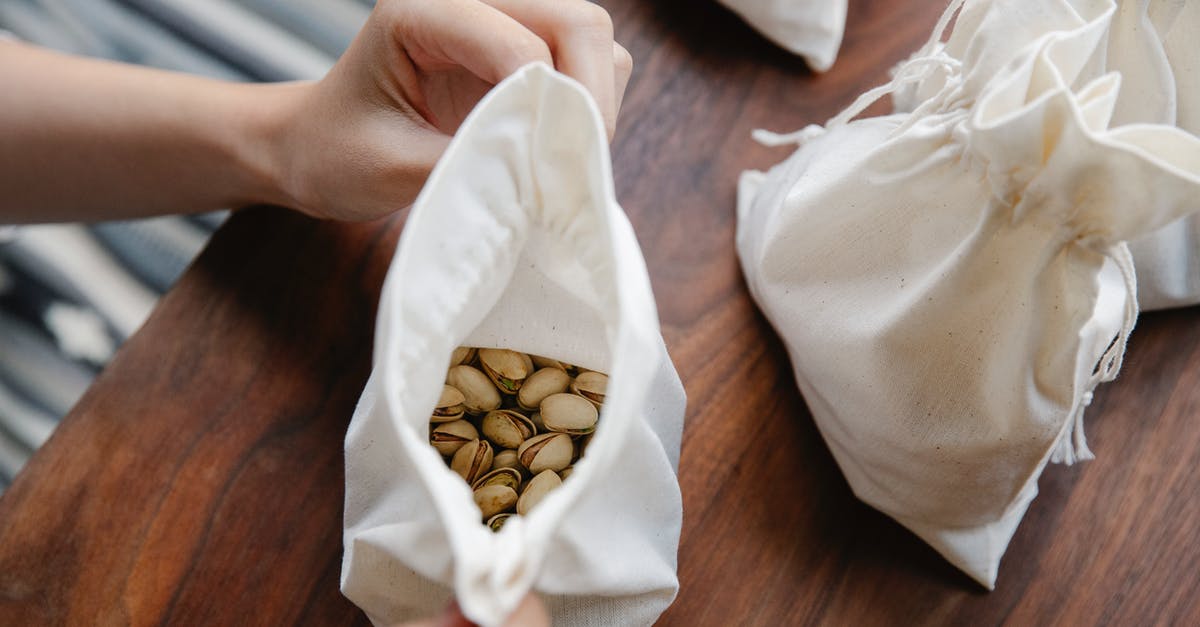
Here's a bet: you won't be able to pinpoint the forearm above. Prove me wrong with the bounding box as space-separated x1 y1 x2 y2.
0 40 299 223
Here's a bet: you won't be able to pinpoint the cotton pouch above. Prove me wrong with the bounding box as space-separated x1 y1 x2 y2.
717 0 848 72
736 1 1200 588
341 63 686 626
894 0 1200 310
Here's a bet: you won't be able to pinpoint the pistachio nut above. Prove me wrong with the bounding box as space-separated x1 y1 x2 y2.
478 348 531 395
430 420 478 456
530 355 568 372
517 368 571 411
474 484 518 520
559 466 574 481
517 469 562 515
450 439 493 484
487 512 513 532
493 449 521 472
449 346 477 367
431 384 466 423
446 365 501 415
481 409 536 449
471 466 522 492
540 393 598 435
517 432 573 474
570 371 607 408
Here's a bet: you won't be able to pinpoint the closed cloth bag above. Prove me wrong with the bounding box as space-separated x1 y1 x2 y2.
718 0 848 72
736 1 1200 588
341 63 686 626
894 0 1200 310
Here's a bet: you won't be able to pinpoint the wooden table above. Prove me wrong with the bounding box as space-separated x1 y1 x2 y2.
3 0 1198 624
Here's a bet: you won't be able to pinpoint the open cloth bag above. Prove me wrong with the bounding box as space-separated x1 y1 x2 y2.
341 63 686 626
718 0 848 71
736 0 1200 588
894 0 1200 310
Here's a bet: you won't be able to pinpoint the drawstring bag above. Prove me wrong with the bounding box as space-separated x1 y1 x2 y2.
894 0 1200 310
718 0 848 72
736 0 1200 588
341 63 686 626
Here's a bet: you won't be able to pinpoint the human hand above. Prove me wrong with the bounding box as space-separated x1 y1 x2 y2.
396 594 550 627
267 0 634 221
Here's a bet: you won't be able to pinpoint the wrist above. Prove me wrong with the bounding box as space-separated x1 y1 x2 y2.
220 81 311 213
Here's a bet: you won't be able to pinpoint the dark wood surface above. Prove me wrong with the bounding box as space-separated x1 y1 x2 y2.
2 0 1198 624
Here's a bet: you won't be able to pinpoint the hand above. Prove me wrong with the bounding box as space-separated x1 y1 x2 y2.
395 594 550 627
270 0 635 222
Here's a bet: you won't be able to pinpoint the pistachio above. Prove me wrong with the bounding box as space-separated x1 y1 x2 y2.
529 412 546 433
571 371 607 408
471 466 523 492
517 470 562 515
431 384 466 423
559 466 574 480
517 432 573 474
449 346 477 367
482 410 536 449
531 355 568 372
487 512 513 532
430 420 478 456
450 439 493 484
517 368 572 411
540 393 598 435
474 484 518 520
478 349 531 395
447 365 501 415
493 449 521 472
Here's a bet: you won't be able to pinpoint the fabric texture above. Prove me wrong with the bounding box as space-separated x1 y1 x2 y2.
341 63 686 627
894 0 1200 310
736 0 1200 588
717 0 848 72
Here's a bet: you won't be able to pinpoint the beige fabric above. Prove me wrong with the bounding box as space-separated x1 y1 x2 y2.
341 64 685 626
737 0 1200 588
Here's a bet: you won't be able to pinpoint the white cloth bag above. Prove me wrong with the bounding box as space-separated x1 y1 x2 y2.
736 0 1200 588
718 0 848 72
341 63 686 627
894 0 1200 310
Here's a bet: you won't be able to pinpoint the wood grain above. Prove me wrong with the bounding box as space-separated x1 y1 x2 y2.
3 0 1199 625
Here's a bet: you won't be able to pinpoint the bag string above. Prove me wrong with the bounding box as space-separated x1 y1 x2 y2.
754 0 967 148
1052 243 1139 465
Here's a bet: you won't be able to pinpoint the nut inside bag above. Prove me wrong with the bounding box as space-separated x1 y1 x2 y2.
341 63 686 626
892 0 1200 310
717 0 848 72
736 0 1200 589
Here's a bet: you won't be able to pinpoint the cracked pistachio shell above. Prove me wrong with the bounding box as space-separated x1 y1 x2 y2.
450 439 493 484
570 371 607 408
517 368 571 411
487 513 513 532
517 432 573 474
430 420 478 456
431 385 466 423
447 365 501 415
474 484 518 520
481 410 536 449
472 466 522 492
540 393 598 435
531 355 568 372
478 349 531 395
493 449 521 472
517 470 562 515
450 346 477 367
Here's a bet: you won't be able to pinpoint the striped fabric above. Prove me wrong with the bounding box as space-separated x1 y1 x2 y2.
0 0 372 491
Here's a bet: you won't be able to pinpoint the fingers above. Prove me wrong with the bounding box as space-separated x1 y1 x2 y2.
482 0 623 138
386 0 552 85
613 42 633 124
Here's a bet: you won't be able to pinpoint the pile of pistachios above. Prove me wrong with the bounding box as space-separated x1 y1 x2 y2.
431 346 607 531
